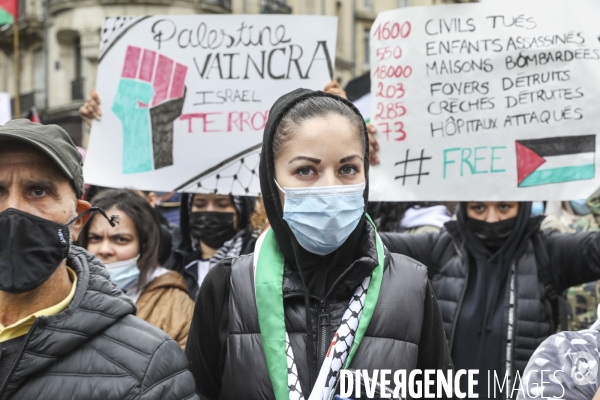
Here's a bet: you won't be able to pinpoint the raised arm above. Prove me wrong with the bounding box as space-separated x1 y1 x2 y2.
543 230 600 293
380 232 440 277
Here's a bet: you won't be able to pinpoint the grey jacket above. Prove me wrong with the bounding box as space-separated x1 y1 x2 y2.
0 246 198 400
518 317 600 400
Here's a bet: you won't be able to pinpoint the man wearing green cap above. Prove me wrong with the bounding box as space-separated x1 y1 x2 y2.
0 119 198 399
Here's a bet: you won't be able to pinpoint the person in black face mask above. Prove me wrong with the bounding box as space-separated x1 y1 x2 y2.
165 193 256 298
0 119 198 400
380 200 600 398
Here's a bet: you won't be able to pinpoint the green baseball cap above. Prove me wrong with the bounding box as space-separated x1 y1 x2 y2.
0 119 85 198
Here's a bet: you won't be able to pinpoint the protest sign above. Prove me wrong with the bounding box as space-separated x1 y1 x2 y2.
0 92 11 124
84 15 337 195
368 1 600 201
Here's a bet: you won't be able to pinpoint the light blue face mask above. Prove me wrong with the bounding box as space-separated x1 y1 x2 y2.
531 201 545 216
105 254 140 290
571 199 591 216
276 181 366 256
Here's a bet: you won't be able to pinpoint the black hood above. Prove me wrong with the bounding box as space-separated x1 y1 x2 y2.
259 88 370 295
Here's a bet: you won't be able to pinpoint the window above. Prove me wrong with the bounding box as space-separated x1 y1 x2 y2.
71 36 84 101
364 28 370 65
364 0 373 10
74 36 81 80
33 48 45 109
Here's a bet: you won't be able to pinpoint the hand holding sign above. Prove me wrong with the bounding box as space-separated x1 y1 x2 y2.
80 90 101 125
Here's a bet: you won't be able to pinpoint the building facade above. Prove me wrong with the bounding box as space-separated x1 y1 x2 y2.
0 0 474 145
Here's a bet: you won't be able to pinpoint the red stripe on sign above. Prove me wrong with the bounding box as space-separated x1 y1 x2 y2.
139 50 156 82
516 141 546 185
169 63 187 99
122 46 141 78
152 55 174 106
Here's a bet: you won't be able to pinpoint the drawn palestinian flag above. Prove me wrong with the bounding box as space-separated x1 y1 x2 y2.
516 135 596 187
0 0 17 25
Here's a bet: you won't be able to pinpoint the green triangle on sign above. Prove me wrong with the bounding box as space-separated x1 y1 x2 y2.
0 8 14 25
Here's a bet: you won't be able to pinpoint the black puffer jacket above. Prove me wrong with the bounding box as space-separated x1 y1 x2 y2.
381 215 600 387
0 246 198 400
187 222 453 399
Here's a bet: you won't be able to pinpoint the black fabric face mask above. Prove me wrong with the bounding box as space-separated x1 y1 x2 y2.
0 207 118 294
0 208 71 294
189 211 237 250
466 216 517 252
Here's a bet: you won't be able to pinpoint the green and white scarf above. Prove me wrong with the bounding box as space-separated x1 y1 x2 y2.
253 216 384 400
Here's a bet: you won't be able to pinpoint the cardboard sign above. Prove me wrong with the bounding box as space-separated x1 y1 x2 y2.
368 1 600 201
0 92 11 124
84 15 337 195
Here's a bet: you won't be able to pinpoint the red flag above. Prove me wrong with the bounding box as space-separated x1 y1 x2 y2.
0 0 17 24
28 107 41 123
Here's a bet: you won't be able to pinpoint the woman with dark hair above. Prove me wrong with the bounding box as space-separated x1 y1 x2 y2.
186 89 452 399
165 193 256 299
79 189 194 349
380 201 600 398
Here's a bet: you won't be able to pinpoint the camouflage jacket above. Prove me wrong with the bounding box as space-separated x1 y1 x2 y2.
565 197 600 331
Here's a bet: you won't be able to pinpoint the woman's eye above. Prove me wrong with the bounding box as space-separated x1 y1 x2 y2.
87 235 100 243
116 237 130 244
295 167 315 177
340 165 357 176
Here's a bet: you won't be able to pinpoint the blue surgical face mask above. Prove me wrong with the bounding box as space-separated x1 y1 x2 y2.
276 181 366 256
531 201 545 216
571 199 591 216
104 254 140 290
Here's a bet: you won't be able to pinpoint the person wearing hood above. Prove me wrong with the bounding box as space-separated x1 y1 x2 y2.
380 201 600 398
185 89 453 400
164 192 256 298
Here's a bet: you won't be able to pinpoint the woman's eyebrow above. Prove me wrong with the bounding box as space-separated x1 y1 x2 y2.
288 156 321 165
109 233 133 239
340 154 364 163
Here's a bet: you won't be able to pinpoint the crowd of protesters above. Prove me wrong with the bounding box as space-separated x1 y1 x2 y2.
2 75 600 400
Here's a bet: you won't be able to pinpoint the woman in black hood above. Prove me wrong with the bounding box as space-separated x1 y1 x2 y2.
164 192 256 298
186 89 453 399
381 200 600 398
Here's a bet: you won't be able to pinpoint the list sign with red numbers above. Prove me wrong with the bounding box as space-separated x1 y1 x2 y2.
368 1 600 201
